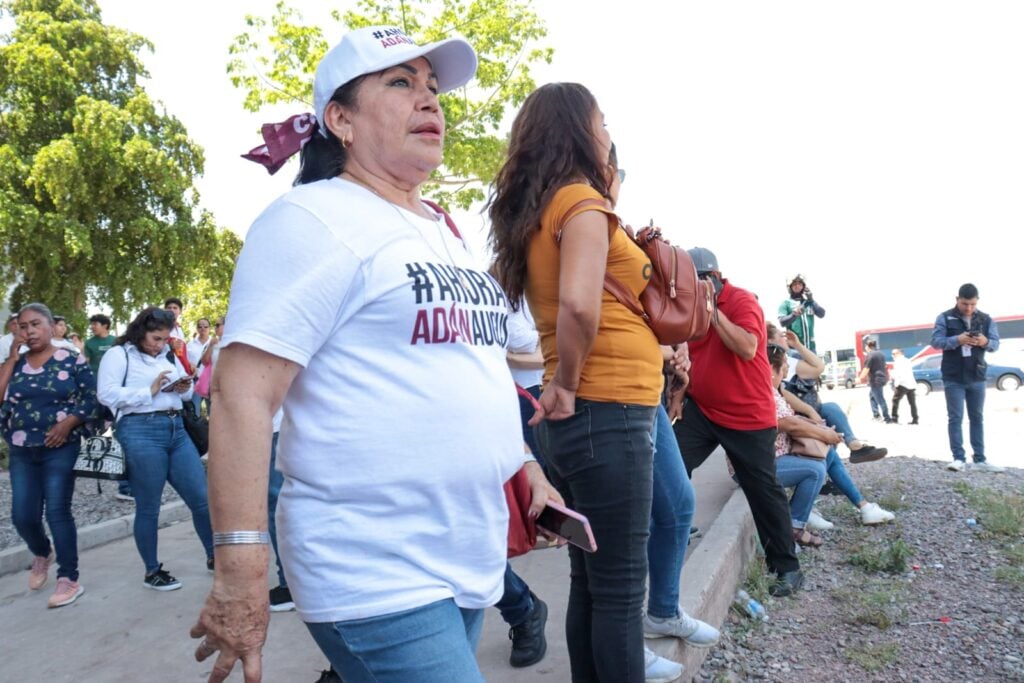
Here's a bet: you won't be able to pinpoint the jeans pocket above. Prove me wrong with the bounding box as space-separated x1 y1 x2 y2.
538 405 594 479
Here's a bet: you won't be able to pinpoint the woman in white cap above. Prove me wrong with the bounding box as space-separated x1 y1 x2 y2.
191 26 553 683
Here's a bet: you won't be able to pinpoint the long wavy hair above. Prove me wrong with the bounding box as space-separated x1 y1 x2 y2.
487 83 612 308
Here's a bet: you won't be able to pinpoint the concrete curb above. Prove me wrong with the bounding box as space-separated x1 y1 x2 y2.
0 499 191 577
652 485 756 681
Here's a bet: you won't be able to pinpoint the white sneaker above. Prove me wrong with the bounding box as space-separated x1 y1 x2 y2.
971 461 1005 473
806 510 835 532
946 460 966 472
644 647 684 683
860 502 896 525
643 608 720 647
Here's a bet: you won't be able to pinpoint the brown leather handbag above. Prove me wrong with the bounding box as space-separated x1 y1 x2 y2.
605 222 714 344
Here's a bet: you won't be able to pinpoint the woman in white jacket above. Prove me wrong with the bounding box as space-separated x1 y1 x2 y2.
97 307 214 591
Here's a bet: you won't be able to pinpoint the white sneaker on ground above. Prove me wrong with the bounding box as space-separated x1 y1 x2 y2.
946 460 966 472
971 461 1005 473
643 608 720 647
806 510 835 531
644 647 684 683
860 502 896 525
114 492 134 501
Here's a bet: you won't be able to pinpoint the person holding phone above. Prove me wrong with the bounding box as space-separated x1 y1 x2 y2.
489 84 680 683
97 307 214 591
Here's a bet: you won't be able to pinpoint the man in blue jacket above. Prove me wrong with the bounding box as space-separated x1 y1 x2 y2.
930 283 1003 473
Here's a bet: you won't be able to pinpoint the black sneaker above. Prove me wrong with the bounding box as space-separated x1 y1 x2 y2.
314 668 343 683
769 569 804 597
143 564 182 591
269 585 295 612
849 445 888 464
206 557 215 572
509 592 548 667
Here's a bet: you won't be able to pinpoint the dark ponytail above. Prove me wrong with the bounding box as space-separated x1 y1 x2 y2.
294 75 368 186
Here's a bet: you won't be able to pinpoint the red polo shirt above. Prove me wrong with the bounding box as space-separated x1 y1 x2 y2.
687 280 777 430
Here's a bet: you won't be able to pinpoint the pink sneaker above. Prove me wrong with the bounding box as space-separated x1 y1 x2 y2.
29 550 54 590
48 577 84 608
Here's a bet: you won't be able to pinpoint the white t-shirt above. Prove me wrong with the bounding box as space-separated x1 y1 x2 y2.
507 299 543 389
222 178 522 623
892 355 916 390
186 338 210 373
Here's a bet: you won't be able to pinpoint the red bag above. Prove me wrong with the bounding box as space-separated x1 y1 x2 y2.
505 466 537 558
506 383 542 557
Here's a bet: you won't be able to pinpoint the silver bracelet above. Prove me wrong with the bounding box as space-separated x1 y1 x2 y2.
213 531 270 546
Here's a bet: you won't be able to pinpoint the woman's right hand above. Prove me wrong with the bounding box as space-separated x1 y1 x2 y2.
191 573 270 683
529 380 576 425
817 425 843 445
150 370 172 396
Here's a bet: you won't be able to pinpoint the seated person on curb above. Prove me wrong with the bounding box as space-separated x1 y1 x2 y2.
767 343 828 549
767 323 887 464
768 344 897 532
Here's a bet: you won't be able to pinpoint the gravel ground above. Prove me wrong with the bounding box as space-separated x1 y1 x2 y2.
697 455 1024 683
0 473 180 552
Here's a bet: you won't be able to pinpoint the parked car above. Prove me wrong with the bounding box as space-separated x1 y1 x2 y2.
822 365 858 390
911 355 1024 394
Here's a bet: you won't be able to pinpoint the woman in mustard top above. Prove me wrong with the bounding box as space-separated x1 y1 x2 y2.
489 83 674 683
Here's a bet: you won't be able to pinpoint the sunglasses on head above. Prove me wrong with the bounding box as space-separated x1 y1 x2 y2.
150 309 175 324
767 343 786 356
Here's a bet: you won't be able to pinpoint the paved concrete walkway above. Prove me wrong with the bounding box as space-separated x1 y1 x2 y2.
0 452 742 682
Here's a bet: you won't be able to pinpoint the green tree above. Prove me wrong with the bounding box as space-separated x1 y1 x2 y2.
227 0 553 209
178 228 243 336
0 0 238 329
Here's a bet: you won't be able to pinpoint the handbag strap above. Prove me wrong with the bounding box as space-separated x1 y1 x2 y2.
552 197 648 318
421 199 465 244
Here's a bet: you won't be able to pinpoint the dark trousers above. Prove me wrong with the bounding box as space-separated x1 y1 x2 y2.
673 400 800 575
891 386 918 423
535 399 655 683
495 563 533 627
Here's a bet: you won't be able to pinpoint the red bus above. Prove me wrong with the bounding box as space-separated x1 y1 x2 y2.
855 315 1024 366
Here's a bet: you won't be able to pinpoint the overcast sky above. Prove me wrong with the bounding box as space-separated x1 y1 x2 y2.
92 1 1024 352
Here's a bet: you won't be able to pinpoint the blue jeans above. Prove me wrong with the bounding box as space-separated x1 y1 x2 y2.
819 402 857 446
267 432 286 587
306 598 485 682
774 455 826 528
517 384 544 470
535 399 655 683
869 384 890 420
116 413 214 573
647 404 695 619
944 380 986 462
495 563 533 626
8 442 80 581
824 448 864 507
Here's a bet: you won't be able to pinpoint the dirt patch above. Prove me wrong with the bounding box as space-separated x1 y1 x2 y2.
698 456 1024 682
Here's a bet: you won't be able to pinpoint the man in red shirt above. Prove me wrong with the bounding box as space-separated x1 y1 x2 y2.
673 248 804 597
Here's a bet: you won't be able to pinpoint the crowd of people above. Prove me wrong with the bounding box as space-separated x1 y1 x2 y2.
1 23 1007 683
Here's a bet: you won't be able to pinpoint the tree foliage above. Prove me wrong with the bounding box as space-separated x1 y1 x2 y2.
0 0 239 329
227 0 553 209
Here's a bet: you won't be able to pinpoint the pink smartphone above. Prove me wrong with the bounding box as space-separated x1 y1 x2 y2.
536 501 598 553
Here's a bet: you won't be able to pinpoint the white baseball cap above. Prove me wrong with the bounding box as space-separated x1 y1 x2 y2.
313 25 477 134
